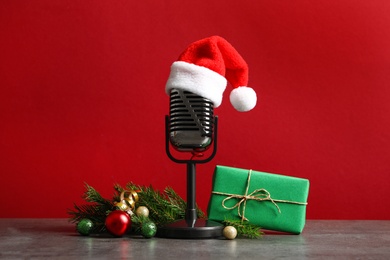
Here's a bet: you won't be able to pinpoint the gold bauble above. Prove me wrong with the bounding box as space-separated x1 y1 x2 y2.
223 226 237 240
135 206 149 217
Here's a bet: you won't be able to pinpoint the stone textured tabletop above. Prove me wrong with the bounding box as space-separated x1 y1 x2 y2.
0 219 389 259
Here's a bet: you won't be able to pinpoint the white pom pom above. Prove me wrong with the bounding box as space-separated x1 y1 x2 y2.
229 86 257 112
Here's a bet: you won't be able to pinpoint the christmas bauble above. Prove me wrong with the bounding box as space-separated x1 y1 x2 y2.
135 206 149 218
105 210 131 237
77 218 94 236
141 222 157 238
223 226 237 240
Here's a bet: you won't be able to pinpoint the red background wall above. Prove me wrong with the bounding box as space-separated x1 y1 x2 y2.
1 0 389 219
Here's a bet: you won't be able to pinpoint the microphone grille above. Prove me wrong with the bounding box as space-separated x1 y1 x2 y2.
169 89 214 137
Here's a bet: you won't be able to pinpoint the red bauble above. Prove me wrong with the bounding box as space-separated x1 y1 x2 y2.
105 210 131 237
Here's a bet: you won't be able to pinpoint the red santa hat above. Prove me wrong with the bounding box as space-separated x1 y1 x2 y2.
165 36 257 112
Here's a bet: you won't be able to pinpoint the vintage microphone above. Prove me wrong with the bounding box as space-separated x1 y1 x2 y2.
157 88 224 238
158 36 257 238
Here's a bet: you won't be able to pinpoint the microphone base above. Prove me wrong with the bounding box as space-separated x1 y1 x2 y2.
156 219 224 239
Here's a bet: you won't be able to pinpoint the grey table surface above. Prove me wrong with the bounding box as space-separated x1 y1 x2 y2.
0 219 389 259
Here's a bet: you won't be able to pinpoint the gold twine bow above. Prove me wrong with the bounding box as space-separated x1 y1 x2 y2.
212 169 308 222
114 190 139 215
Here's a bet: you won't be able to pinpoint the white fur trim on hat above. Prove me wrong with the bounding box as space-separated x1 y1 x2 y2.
165 61 227 107
229 86 257 112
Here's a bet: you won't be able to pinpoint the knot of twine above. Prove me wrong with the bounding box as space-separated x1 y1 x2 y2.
212 169 307 222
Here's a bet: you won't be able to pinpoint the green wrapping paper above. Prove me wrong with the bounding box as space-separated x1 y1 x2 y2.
207 165 310 234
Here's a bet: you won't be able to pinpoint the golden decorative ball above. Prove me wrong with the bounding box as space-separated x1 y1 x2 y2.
135 206 149 217
223 226 237 240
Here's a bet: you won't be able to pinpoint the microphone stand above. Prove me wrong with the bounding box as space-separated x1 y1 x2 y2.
157 116 224 238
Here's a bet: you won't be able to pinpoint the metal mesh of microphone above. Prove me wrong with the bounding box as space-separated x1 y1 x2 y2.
169 89 214 151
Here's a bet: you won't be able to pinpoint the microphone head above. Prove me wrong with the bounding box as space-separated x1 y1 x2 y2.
169 89 214 152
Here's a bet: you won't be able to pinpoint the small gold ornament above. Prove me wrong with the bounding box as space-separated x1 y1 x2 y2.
135 206 149 217
223 226 237 240
115 200 130 211
114 190 139 214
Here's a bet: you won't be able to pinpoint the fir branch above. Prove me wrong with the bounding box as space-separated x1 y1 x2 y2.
164 186 187 210
123 182 206 227
164 186 206 219
68 183 115 233
138 184 182 226
223 219 264 239
131 214 151 234
83 183 113 207
67 204 109 233
113 183 125 202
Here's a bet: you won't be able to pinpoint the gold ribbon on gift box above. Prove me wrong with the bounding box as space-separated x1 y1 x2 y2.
212 169 308 222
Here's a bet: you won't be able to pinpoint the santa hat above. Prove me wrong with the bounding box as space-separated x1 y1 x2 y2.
165 36 257 112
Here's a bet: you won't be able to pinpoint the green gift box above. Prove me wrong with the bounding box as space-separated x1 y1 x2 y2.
207 165 310 234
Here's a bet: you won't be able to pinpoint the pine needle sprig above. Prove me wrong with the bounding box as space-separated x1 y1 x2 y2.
83 183 113 207
223 219 264 239
164 186 187 210
131 214 151 234
164 186 206 219
68 204 108 232
68 184 115 232
113 183 125 201
127 183 182 226
123 182 205 227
